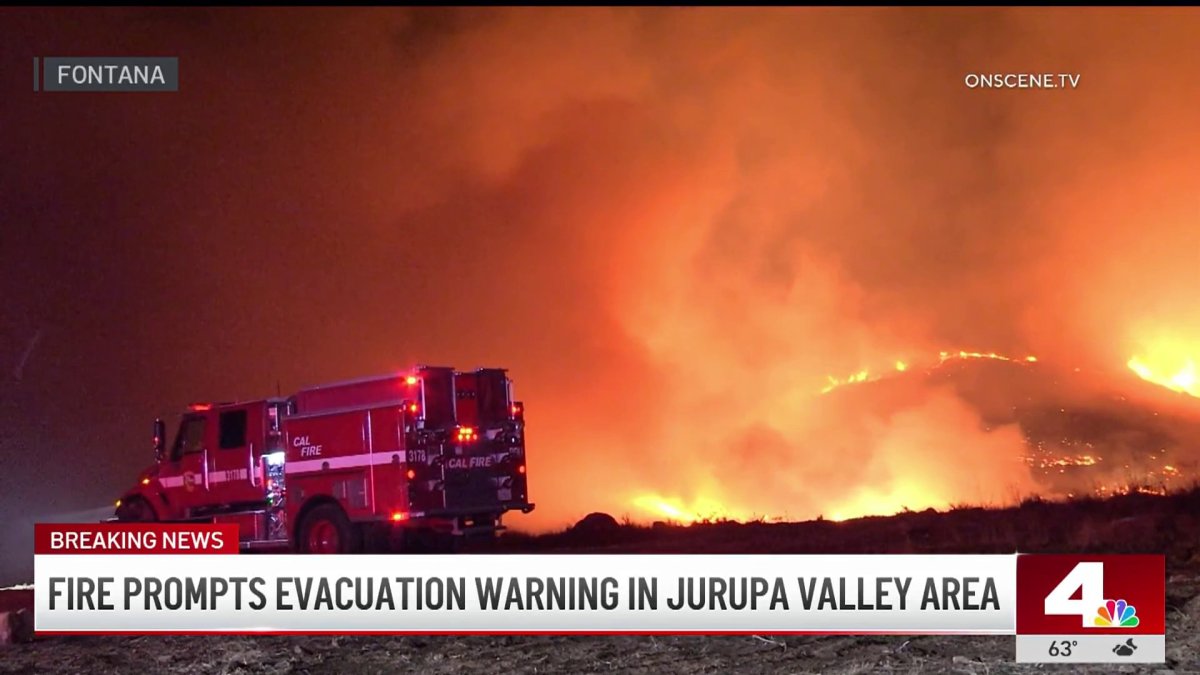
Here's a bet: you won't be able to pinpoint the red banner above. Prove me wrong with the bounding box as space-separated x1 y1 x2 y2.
35 523 239 555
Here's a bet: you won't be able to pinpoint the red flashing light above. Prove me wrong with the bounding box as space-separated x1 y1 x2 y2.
408 403 418 413
405 376 418 385
189 403 213 412
456 426 477 443
391 511 409 522
141 477 150 485
511 403 523 416
517 464 526 475
406 468 416 480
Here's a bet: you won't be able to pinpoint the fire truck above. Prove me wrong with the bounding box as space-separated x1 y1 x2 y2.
112 366 534 553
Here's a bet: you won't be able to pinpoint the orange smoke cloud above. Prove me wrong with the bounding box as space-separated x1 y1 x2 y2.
378 8 1200 529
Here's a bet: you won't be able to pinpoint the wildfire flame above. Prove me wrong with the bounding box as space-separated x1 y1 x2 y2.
820 368 872 394
630 348 1197 526
1031 454 1099 469
631 494 748 524
1128 354 1199 397
939 350 1038 365
820 349 1039 395
634 348 1043 524
631 486 947 525
823 480 956 523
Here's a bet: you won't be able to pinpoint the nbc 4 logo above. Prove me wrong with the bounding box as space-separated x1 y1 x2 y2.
1044 562 1140 628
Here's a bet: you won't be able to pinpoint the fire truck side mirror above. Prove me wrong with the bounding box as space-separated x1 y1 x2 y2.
153 418 166 462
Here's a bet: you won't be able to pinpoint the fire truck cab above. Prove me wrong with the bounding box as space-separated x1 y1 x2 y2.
113 367 534 553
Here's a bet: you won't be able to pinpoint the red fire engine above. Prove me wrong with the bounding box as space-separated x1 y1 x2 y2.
112 366 534 553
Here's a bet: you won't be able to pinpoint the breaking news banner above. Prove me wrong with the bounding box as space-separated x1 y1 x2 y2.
33 524 1163 664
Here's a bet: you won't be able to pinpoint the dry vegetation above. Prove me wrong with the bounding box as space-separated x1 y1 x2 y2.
4 489 1200 673
501 487 1200 563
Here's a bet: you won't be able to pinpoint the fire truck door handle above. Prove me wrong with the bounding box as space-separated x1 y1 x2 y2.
202 449 210 490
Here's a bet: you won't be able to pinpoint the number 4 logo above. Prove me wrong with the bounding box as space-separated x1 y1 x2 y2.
1044 562 1140 629
1044 562 1104 628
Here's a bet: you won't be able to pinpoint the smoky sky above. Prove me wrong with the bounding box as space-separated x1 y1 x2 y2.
4 7 1200 579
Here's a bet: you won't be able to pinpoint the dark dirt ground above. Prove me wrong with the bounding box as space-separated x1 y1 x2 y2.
2 622 1197 674
6 489 1200 674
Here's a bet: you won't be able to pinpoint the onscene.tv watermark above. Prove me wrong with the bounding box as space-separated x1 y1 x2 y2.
964 73 1080 90
34 57 178 92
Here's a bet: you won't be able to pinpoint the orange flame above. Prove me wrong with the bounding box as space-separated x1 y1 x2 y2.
938 350 1038 365
633 348 1042 524
819 349 1038 395
629 349 1194 526
820 368 872 394
631 494 745 524
1128 354 1199 397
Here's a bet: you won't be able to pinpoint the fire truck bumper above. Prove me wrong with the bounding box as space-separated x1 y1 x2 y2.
411 501 535 519
495 499 535 515
404 501 535 535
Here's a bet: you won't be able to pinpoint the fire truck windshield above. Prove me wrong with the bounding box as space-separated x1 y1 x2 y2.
169 416 206 461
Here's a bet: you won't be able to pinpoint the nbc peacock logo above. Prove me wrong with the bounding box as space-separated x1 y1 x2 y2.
1094 599 1139 628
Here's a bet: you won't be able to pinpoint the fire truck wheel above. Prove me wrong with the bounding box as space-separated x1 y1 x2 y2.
116 498 157 522
298 504 359 554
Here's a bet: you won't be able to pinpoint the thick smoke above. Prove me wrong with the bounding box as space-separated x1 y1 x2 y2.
3 8 1200 552
375 8 1200 526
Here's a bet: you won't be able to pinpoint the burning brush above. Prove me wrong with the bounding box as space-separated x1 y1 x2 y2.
631 348 1200 524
